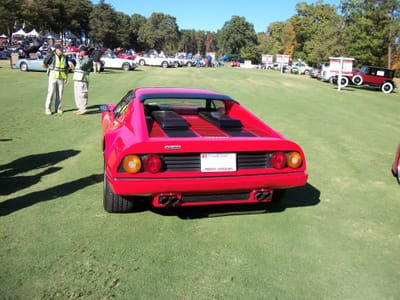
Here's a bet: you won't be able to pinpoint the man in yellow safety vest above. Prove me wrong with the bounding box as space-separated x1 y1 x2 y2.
42 44 69 115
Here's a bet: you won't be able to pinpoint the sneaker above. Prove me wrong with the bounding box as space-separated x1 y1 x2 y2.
45 110 52 115
74 110 86 115
57 109 63 114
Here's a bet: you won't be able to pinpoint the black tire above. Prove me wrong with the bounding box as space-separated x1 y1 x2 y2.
339 76 349 87
139 59 145 66
20 62 28 71
161 61 169 68
397 162 400 183
122 62 130 71
381 82 394 94
103 172 133 213
352 74 363 85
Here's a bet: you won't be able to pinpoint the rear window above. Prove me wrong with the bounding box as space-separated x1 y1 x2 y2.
144 98 226 115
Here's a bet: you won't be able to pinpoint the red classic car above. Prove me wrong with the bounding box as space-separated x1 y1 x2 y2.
352 65 396 93
101 87 308 213
392 145 400 183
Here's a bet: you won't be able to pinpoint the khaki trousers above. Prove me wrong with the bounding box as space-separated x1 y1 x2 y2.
45 75 64 111
74 81 89 113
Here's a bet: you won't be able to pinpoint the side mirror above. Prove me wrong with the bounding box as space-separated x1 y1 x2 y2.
99 105 110 112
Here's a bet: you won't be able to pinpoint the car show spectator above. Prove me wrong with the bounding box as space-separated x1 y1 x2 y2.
71 45 92 115
92 48 102 74
42 44 69 115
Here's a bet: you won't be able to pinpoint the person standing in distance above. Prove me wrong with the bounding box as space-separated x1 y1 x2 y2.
92 47 102 74
72 45 92 115
42 44 69 115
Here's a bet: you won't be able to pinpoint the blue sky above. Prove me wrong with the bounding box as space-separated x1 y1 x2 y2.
92 0 340 33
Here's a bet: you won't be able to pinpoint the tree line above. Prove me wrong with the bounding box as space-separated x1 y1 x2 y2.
1 0 399 68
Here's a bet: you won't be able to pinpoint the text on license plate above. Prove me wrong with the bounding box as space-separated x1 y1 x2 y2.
200 153 236 172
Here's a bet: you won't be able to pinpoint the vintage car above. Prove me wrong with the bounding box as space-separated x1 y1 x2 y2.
392 145 400 183
291 61 313 75
101 87 308 213
101 52 137 71
134 55 179 68
15 56 46 71
352 65 396 93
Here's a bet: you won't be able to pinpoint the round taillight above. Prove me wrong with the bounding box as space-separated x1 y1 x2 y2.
287 152 302 168
270 152 286 169
122 155 142 173
143 155 162 173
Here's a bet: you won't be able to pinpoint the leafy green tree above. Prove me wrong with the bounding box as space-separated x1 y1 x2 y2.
217 16 258 58
262 21 297 60
18 0 92 40
89 0 119 48
263 22 286 55
20 0 57 34
178 29 197 54
137 12 179 53
383 0 400 68
63 0 92 38
129 13 147 51
114 12 131 49
290 1 343 65
0 0 23 35
340 0 400 67
194 31 207 55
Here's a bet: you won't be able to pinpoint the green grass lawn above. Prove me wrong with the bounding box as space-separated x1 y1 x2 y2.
1 60 399 299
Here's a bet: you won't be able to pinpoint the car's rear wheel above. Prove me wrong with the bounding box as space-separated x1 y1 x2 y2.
352 75 363 85
139 59 145 66
103 171 133 213
397 161 400 183
338 76 349 87
381 82 394 94
20 62 28 71
122 63 130 71
161 61 169 68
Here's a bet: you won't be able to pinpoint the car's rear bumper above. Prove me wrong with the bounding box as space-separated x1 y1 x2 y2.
107 172 308 206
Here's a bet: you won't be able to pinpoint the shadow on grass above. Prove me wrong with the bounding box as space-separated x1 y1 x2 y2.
149 183 320 219
62 104 102 115
0 173 103 216
0 149 80 195
0 149 103 216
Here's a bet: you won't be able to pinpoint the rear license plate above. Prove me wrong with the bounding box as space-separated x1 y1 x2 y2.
200 153 236 172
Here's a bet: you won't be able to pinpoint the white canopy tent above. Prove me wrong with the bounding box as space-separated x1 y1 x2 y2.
26 29 40 38
12 28 26 38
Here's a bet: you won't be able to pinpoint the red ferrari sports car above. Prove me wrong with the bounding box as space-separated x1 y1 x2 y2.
101 87 308 213
392 145 400 183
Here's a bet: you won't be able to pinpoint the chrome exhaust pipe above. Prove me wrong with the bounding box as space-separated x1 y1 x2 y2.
158 194 180 205
254 191 272 201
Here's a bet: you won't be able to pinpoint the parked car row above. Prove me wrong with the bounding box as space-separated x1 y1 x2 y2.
15 53 106 72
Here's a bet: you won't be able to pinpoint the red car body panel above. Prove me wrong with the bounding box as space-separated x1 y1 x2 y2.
392 145 400 182
102 87 308 210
